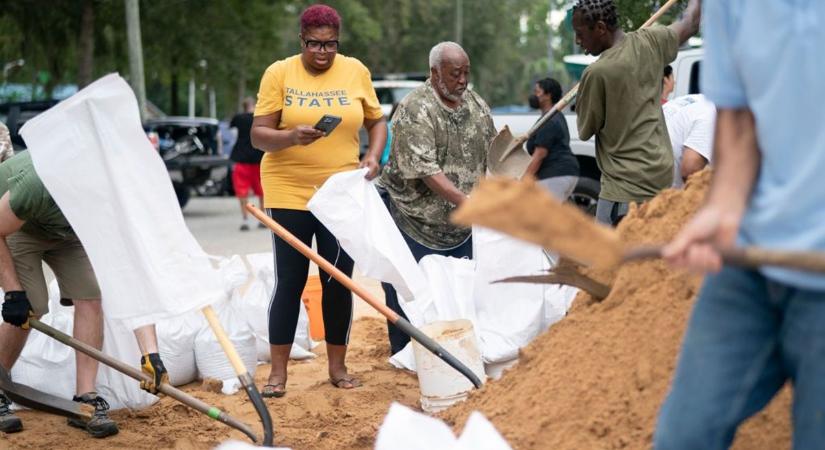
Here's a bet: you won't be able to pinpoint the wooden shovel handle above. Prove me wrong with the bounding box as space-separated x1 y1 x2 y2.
624 245 825 273
722 247 825 273
202 305 248 376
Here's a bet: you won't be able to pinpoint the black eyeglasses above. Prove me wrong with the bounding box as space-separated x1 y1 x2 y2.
303 39 339 52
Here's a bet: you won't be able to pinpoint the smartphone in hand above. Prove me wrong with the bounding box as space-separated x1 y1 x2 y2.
314 114 342 136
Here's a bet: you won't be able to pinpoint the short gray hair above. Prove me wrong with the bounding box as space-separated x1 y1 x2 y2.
429 41 466 70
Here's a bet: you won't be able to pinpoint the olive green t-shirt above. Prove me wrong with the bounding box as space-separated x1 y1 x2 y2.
577 26 679 203
0 151 74 239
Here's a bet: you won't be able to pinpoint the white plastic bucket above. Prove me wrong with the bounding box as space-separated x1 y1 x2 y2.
412 319 486 413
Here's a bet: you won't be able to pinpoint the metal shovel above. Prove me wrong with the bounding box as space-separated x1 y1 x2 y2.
27 318 261 444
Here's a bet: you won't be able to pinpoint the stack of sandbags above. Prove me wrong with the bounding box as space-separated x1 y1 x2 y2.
156 312 204 386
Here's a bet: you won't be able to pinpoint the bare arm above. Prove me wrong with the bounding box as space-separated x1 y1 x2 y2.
664 108 760 271
524 146 549 177
0 192 25 291
358 117 389 180
679 147 709 182
133 324 159 354
669 0 702 46
362 117 388 162
250 111 323 152
423 172 467 207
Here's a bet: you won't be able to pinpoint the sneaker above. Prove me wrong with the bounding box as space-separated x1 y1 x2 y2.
257 222 267 229
67 393 118 438
0 393 22 433
240 223 250 231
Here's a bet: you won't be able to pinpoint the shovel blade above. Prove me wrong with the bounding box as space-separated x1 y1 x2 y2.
487 126 531 179
0 365 91 420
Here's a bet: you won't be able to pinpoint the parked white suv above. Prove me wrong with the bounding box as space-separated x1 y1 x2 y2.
492 47 704 215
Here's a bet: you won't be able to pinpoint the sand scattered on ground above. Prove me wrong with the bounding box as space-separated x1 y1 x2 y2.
8 316 419 449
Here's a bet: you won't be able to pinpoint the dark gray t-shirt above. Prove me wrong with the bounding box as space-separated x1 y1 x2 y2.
525 112 580 180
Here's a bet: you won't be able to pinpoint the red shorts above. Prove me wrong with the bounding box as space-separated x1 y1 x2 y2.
232 162 263 198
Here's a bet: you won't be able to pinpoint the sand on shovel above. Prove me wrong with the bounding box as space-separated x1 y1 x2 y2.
451 176 624 268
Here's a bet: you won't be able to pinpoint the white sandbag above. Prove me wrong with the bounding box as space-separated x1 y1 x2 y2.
389 256 478 371
375 403 512 450
307 168 433 326
10 291 75 401
194 302 257 382
419 255 477 324
214 440 291 450
96 317 157 409
472 227 578 365
239 253 316 362
156 312 203 386
20 74 225 330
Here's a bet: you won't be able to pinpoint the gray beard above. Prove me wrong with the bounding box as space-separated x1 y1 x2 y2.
436 78 462 104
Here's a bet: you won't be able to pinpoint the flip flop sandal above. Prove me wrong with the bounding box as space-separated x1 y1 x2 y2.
261 383 286 398
329 376 362 390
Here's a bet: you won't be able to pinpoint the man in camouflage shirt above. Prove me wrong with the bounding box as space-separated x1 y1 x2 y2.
378 41 496 353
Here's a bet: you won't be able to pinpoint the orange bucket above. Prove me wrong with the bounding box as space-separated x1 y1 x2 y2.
301 275 325 341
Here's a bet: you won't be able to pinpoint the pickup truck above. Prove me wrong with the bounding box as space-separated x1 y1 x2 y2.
491 47 704 214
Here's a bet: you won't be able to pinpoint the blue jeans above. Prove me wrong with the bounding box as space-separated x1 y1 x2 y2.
655 267 825 449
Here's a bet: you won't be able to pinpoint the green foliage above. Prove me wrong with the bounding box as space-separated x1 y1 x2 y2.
614 0 686 31
0 0 688 115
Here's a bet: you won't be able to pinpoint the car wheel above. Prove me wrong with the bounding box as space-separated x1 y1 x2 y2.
173 182 191 209
570 177 599 216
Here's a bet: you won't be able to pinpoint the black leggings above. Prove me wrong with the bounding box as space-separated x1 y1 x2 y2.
267 208 354 346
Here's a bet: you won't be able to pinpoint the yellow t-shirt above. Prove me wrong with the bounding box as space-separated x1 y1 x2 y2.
254 54 383 210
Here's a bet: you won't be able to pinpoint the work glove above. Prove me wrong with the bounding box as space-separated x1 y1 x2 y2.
2 291 32 328
140 353 169 395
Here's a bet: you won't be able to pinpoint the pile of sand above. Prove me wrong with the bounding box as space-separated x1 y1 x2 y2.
441 170 792 449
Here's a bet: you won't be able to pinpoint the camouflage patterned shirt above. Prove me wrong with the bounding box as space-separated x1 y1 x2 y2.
379 80 495 249
0 122 12 163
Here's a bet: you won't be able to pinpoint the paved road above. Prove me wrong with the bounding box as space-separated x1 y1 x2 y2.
183 196 383 319
183 196 272 257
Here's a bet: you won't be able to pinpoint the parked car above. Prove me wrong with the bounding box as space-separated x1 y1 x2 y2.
144 117 230 208
0 100 60 152
491 47 704 215
359 76 426 158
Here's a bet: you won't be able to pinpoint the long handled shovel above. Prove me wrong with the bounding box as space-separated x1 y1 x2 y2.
246 204 483 389
453 177 825 273
26 318 261 444
490 0 681 175
200 305 274 446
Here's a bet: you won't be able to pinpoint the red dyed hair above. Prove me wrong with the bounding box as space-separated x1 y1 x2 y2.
300 4 341 32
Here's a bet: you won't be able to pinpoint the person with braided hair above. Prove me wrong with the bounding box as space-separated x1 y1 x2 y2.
572 0 701 225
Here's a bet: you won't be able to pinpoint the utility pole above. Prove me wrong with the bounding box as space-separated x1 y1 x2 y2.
124 0 147 120
455 0 463 44
547 0 554 78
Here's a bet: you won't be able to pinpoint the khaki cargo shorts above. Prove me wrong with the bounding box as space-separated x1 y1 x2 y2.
7 230 100 315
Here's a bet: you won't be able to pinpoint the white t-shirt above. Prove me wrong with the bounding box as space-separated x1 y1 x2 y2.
663 94 716 188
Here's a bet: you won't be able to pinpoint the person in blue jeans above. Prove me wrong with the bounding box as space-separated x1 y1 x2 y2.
655 2 825 449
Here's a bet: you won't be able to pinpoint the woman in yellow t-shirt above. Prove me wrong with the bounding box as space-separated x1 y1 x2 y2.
250 4 387 398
